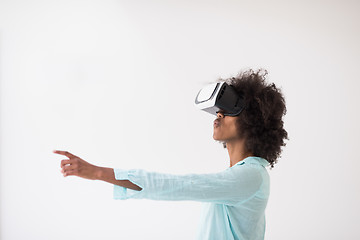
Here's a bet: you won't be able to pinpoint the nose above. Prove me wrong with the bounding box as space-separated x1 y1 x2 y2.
216 112 225 118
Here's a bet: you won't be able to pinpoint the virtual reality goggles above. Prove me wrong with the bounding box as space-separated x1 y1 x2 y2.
195 82 245 116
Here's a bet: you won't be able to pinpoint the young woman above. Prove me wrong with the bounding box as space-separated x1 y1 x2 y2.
54 69 288 240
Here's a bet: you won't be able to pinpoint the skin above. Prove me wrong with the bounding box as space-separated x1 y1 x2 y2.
54 110 251 189
54 150 142 191
213 111 253 167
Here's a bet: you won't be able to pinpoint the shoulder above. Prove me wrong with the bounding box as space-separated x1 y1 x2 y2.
229 160 269 184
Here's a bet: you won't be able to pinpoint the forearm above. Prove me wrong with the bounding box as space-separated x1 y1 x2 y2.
95 166 142 191
55 150 142 191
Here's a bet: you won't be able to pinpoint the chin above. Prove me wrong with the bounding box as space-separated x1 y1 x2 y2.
213 133 218 140
213 134 222 141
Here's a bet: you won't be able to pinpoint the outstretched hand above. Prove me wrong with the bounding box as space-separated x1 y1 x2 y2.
54 150 99 180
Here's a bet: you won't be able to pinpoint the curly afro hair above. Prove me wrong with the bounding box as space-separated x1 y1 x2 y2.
222 69 288 168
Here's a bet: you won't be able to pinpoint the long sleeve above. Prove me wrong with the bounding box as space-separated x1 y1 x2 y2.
113 162 265 206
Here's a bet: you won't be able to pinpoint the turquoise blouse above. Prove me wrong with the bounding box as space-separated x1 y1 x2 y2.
113 156 270 240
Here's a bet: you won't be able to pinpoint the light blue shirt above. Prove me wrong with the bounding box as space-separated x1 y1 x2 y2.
113 156 270 240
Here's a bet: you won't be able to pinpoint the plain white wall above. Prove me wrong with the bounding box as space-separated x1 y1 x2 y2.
1 0 360 239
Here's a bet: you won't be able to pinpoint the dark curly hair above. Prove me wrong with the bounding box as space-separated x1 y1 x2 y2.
221 69 288 168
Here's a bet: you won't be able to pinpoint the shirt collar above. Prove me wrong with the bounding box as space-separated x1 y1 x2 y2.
235 156 269 167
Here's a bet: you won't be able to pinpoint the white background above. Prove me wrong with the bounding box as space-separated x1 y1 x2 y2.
1 0 359 239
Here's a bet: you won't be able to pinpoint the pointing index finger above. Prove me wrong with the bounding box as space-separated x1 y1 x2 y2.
53 150 76 158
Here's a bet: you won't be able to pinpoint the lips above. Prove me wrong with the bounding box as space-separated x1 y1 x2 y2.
214 119 220 128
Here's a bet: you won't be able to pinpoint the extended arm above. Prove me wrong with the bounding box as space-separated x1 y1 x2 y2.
113 165 264 205
54 150 265 205
54 150 142 191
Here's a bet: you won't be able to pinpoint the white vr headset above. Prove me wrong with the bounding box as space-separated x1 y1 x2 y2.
195 82 245 116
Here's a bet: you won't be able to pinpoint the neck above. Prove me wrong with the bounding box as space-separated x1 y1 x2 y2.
226 139 252 167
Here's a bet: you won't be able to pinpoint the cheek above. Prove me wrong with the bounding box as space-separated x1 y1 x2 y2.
228 118 240 137
229 125 238 137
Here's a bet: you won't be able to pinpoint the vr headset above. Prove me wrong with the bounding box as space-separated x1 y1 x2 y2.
195 82 245 116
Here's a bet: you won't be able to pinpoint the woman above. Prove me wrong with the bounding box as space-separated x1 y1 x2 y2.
54 69 288 240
